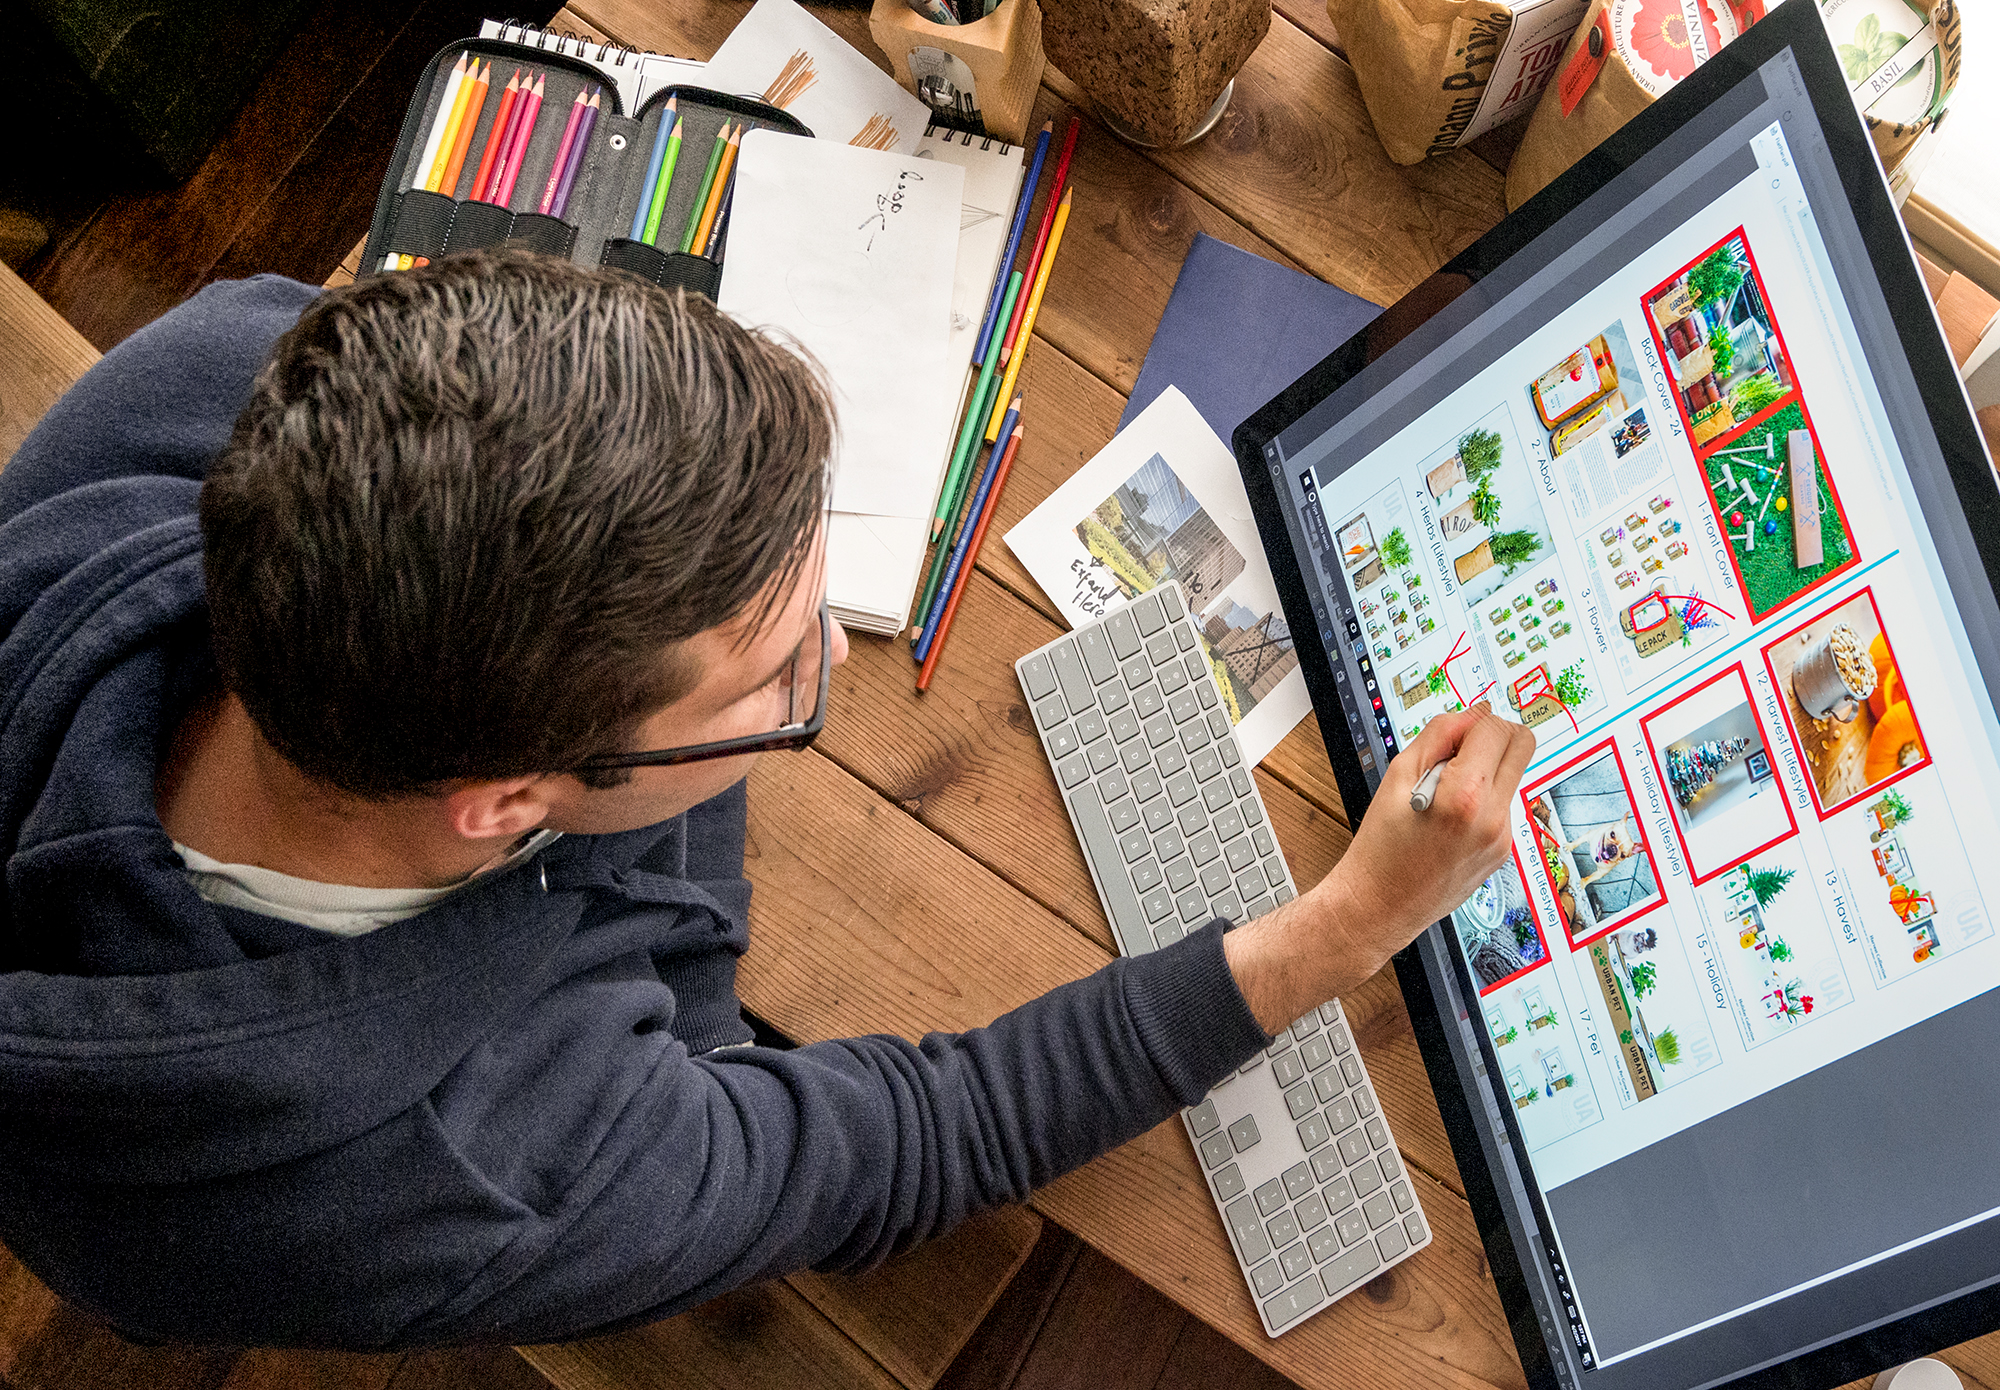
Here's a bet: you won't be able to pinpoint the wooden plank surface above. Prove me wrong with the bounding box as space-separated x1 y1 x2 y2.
0 262 101 465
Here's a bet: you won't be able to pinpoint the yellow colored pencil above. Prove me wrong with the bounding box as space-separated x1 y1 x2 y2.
688 124 740 255
390 52 466 271
437 59 490 198
986 186 1071 441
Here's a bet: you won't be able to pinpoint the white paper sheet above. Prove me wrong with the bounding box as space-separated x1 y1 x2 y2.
705 0 933 155
720 131 962 520
1004 387 1313 766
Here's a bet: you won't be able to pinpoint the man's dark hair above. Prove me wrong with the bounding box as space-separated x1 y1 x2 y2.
202 250 834 797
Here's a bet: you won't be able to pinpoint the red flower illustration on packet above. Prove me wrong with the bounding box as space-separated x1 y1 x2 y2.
1626 0 1728 82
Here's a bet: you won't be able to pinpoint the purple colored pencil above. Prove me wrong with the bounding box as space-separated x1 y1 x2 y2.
549 88 599 220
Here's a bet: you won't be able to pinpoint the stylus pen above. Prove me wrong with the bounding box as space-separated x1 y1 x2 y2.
1410 761 1446 813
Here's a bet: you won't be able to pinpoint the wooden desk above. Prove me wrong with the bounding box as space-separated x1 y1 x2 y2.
536 6 1999 1389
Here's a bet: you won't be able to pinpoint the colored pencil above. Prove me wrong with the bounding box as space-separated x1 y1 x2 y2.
539 86 590 215
689 123 740 254
912 376 1012 633
437 59 490 198
930 270 1020 539
917 423 1023 691
549 88 599 220
701 179 735 259
641 100 684 245
427 58 481 194
678 124 731 253
386 52 466 270
470 69 521 203
972 121 1049 368
986 187 1070 440
630 98 677 239
993 116 1080 363
494 74 545 207
915 392 1020 652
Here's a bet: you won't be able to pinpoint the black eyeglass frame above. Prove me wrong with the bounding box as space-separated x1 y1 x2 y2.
570 603 831 772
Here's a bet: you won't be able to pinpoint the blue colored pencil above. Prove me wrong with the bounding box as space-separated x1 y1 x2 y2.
971 122 1050 369
630 102 678 239
915 392 1021 660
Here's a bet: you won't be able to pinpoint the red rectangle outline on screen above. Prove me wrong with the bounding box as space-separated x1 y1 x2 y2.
1638 661 1799 885
1519 736 1668 952
1472 842 1555 998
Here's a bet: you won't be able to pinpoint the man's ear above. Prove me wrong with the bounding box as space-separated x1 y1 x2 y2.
443 776 554 843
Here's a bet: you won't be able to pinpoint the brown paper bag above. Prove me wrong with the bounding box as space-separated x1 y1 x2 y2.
1505 0 1647 208
1329 0 1521 165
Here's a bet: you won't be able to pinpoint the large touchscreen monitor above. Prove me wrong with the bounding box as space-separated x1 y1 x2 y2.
1233 4 2000 1387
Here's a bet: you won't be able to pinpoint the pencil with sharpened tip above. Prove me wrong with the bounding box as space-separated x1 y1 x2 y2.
410 55 481 267
548 88 598 220
470 69 522 203
539 85 590 215
689 123 740 254
971 120 1048 367
929 270 1020 541
915 392 1019 659
630 97 678 240
642 102 685 244
436 59 489 199
917 423 1023 691
493 73 545 207
985 186 1069 439
679 123 731 253
387 52 466 270
913 383 1018 635
990 115 1078 364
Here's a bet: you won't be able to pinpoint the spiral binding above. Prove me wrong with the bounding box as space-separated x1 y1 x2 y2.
492 18 636 66
921 117 1013 155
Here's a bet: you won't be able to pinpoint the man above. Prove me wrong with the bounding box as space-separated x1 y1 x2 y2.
0 251 1532 1348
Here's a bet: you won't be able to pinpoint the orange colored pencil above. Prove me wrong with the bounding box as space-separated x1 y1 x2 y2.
438 58 491 197
688 124 741 255
470 70 521 202
917 423 1023 693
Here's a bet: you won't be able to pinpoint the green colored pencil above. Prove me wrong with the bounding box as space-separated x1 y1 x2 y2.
679 124 730 253
641 99 683 245
931 271 1022 541
912 372 1004 633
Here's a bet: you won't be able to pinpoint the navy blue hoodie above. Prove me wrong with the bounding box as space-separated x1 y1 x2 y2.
0 276 1270 1349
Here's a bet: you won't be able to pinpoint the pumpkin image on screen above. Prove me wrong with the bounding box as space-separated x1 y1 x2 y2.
1867 632 1905 720
1865 700 1924 785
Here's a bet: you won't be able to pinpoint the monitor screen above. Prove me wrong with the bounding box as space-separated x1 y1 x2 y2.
1235 5 2000 1386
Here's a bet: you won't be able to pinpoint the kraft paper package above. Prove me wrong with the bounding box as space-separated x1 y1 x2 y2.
1504 0 1960 211
1328 0 1588 165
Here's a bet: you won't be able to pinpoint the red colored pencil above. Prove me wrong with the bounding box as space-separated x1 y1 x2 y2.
538 85 590 215
996 117 1080 364
494 73 546 207
470 68 521 202
917 423 1023 693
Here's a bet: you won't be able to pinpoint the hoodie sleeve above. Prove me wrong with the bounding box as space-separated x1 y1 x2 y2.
0 277 317 526
407 919 1269 1346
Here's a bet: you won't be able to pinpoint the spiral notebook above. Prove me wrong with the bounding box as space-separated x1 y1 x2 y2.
475 20 705 110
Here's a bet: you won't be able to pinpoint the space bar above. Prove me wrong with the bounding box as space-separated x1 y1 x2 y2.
1068 783 1153 958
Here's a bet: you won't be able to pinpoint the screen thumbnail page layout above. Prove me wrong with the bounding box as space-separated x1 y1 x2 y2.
1269 100 2000 1369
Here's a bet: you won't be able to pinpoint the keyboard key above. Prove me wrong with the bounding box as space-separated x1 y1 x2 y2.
1132 593 1165 635
1212 805 1244 839
1157 661 1189 696
1337 1130 1369 1166
1262 1277 1325 1331
1319 1002 1342 1025
1201 779 1233 813
1047 724 1079 758
1328 1023 1352 1054
1190 748 1223 783
1262 854 1287 887
1319 1240 1382 1296
1366 1117 1389 1151
1175 887 1208 924
1269 1210 1302 1251
1283 1162 1315 1200
1321 1173 1355 1211
1297 1113 1331 1151
1213 1163 1245 1200
1100 677 1131 712
1121 740 1150 774
1285 1082 1317 1120
1246 894 1275 918
1351 1158 1384 1198
1159 587 1184 620
1132 768 1163 802
1180 802 1211 838
1380 1150 1401 1180
1229 768 1252 797
1224 835 1257 873
1254 1178 1287 1216
1117 825 1150 862
1313 1070 1346 1104
1130 858 1163 894
1311 1147 1345 1184
1272 1050 1305 1087
1300 1035 1333 1071
1291 1014 1319 1040
1078 626 1119 683
1105 609 1141 659
1132 683 1165 718
1197 680 1217 709
1295 1191 1329 1230
1035 694 1068 728
1141 888 1173 923
1179 722 1211 755
1199 860 1231 895
1187 1098 1220 1136
1163 856 1196 892
1100 768 1129 803
1251 1258 1285 1297
1244 798 1264 826
1354 1086 1377 1118
1143 713 1176 748
1120 655 1150 689
1363 1192 1396 1230
1327 1098 1357 1132
1217 735 1242 768
1086 740 1119 774
1176 623 1199 654
1403 1212 1427 1245
1056 752 1090 788
1153 828 1185 862
1249 824 1273 855
1212 890 1242 922
1145 632 1177 665
1181 647 1203 680
1049 640 1095 713
1225 1197 1270 1263
1391 1181 1413 1213
1199 1132 1232 1168
1376 1222 1409 1262
1335 1208 1369 1246
1154 743 1187 777
1143 797 1175 833
1188 830 1220 865
1075 708 1107 744
1206 707 1230 739
1340 1056 1364 1088
1021 653 1058 700
1108 797 1142 834
1279 1240 1313 1281
1227 1115 1261 1152
1308 1226 1342 1263
1168 689 1201 724
1154 921 1185 947
1166 773 1200 808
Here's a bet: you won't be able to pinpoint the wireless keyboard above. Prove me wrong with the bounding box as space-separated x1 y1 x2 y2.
1016 581 1431 1336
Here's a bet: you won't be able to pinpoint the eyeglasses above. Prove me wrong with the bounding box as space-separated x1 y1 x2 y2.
571 602 831 772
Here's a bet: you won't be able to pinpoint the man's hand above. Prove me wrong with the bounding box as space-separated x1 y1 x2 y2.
1223 706 1536 1034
